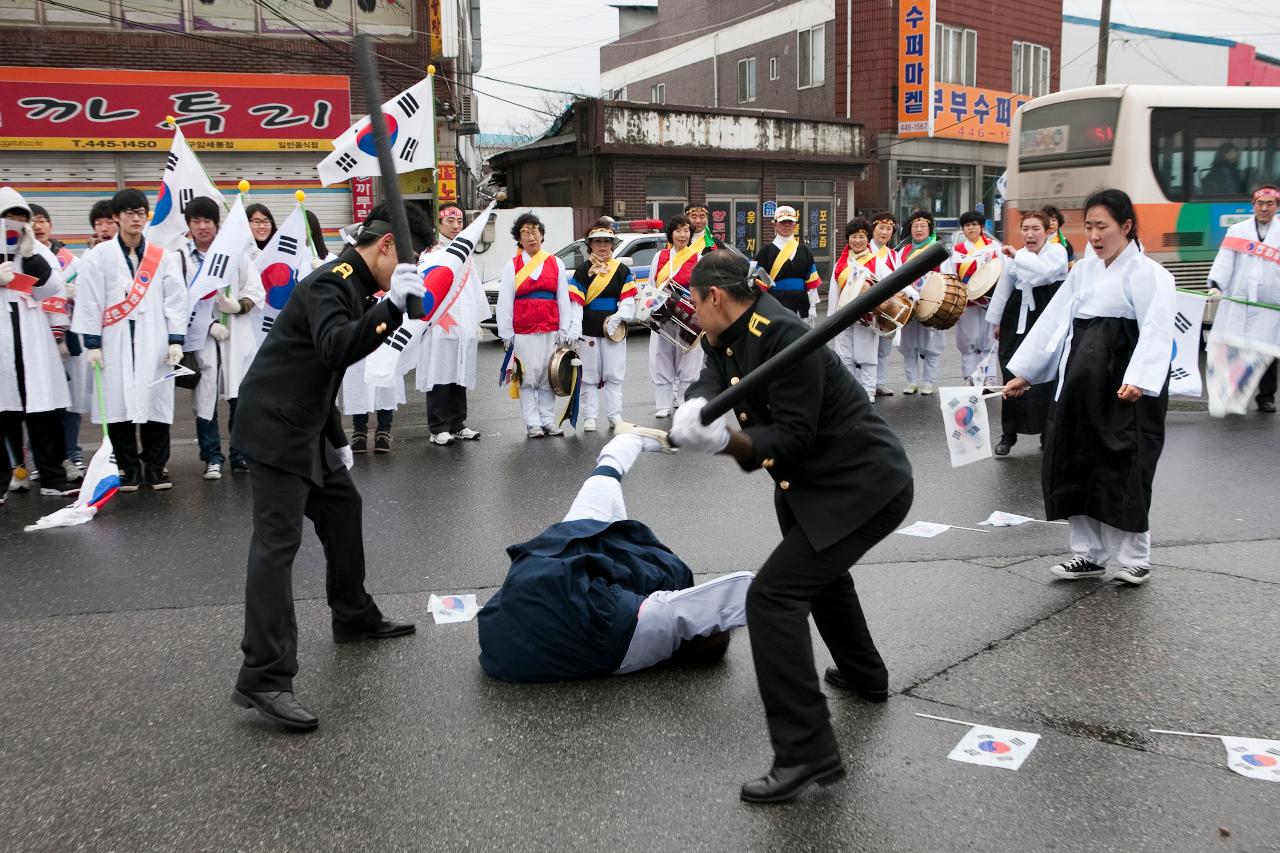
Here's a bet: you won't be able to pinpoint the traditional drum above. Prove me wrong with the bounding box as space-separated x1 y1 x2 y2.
915 271 967 330
644 283 704 352
548 346 581 396
836 274 914 337
965 257 1004 303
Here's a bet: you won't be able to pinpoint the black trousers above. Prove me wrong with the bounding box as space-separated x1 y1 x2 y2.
107 421 170 475
1258 361 1277 405
352 410 393 433
1 409 70 489
237 458 382 692
748 482 914 766
425 383 468 433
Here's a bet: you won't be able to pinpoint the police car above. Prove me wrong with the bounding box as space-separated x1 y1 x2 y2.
480 220 668 332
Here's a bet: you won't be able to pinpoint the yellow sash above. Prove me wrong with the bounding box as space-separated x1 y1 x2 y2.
514 250 551 289
836 249 872 288
656 245 699 286
584 259 619 305
955 237 991 282
768 238 800 281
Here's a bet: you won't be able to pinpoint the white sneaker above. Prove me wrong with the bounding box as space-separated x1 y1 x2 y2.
608 416 622 430
62 459 83 482
920 384 935 396
984 375 999 388
654 408 671 418
543 424 564 437
902 383 919 395
25 454 38 480
875 384 894 397
453 427 481 441
526 426 545 439
8 474 30 493
1114 566 1152 586
581 418 597 432
431 432 455 446
203 462 223 480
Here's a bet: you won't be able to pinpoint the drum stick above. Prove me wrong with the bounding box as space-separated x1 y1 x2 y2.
353 34 424 320
701 242 950 424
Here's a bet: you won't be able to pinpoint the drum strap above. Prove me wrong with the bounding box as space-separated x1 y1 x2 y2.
769 238 799 281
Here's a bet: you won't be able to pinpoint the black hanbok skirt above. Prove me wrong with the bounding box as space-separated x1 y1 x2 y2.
1042 317 1169 532
998 281 1062 436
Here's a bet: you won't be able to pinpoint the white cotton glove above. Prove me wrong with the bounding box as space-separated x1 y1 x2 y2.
16 223 34 258
388 262 424 311
806 305 818 329
215 294 242 314
311 257 325 271
567 321 582 342
604 314 622 337
0 261 12 287
338 444 354 470
62 280 76 302
1206 286 1223 304
670 397 731 454
555 329 571 347
85 348 104 370
208 322 231 342
166 343 183 366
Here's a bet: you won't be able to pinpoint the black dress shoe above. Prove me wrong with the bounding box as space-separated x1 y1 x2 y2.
1259 400 1276 413
332 618 416 643
232 689 319 731
994 434 1016 456
823 666 889 703
740 755 846 803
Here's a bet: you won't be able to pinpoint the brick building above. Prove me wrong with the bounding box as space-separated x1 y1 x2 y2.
599 0 1062 228
0 0 482 248
489 99 865 275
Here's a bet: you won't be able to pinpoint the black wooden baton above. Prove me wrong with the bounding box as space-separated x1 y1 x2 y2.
700 242 951 424
353 33 424 319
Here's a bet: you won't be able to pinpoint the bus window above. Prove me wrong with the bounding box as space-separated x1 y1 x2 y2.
1150 108 1280 202
1017 97 1120 172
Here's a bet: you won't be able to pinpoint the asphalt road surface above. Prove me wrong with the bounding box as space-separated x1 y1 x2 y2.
2 334 1276 852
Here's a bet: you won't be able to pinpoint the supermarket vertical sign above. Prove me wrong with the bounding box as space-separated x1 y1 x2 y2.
897 0 934 137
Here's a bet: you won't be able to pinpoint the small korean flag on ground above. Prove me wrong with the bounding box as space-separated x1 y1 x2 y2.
1221 737 1280 782
937 386 993 467
1169 292 1204 397
428 593 479 624
949 725 1041 772
317 77 435 186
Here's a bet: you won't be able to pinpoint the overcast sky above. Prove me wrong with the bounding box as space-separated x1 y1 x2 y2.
474 0 1280 135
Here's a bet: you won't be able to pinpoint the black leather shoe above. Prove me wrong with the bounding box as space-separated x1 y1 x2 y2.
823 667 889 703
740 755 846 803
1259 400 1276 413
994 434 1016 456
232 689 319 731
332 618 416 643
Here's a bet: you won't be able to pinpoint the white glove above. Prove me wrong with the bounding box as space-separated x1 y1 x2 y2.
338 444 354 470
311 257 325 271
208 322 231 342
1206 286 1223 304
555 329 571 347
807 306 818 329
670 397 731 454
16 223 34 258
85 348 104 370
62 280 76 302
567 322 583 342
0 261 12 287
387 262 424 311
604 314 622 337
166 343 183 366
215 294 242 314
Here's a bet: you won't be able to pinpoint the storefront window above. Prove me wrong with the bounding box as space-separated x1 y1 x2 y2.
895 162 967 224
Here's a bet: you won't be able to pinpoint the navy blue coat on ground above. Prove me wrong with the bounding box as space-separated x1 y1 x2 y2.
478 518 694 682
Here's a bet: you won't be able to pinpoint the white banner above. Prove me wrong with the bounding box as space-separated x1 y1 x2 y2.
145 126 223 250
937 386 994 467
1169 292 1205 397
317 77 436 186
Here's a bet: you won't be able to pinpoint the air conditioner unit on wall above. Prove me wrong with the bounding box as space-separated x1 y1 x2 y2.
456 94 479 135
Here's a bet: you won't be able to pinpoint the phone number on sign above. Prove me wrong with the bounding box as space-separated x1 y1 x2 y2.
69 139 160 150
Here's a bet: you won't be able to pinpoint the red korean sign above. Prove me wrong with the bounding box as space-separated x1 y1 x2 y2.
0 67 350 152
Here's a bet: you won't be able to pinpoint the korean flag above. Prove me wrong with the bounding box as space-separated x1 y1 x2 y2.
146 125 224 250
317 77 436 186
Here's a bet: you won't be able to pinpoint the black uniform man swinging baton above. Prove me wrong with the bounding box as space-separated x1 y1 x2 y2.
670 250 914 803
230 203 432 731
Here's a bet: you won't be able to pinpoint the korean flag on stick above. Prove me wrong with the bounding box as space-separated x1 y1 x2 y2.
189 196 253 302
363 200 496 386
937 386 996 467
317 76 436 186
1205 333 1280 417
1169 292 1205 397
146 124 224 249
253 203 314 345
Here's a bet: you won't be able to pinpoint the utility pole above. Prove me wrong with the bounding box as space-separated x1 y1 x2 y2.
1096 0 1111 85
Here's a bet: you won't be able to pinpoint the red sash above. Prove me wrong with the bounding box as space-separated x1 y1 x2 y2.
103 243 165 327
954 236 992 283
1222 235 1280 266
